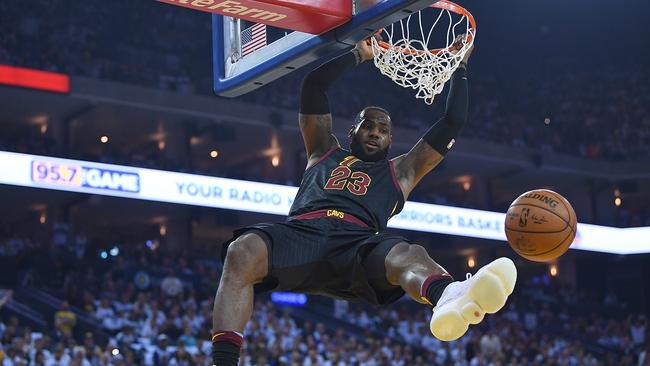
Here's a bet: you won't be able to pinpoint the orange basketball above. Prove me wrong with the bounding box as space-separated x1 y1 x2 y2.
505 189 577 262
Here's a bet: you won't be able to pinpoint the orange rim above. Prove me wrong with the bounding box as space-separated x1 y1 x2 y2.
375 0 476 56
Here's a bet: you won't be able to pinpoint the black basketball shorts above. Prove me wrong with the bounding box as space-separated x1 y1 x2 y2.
222 216 409 305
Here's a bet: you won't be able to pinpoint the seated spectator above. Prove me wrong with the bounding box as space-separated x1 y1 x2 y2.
70 346 92 366
45 343 71 366
115 325 137 349
53 301 76 339
479 330 503 359
94 298 115 320
160 270 184 298
177 323 197 348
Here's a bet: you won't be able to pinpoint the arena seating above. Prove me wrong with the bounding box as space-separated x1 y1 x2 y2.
0 226 647 365
1 1 649 162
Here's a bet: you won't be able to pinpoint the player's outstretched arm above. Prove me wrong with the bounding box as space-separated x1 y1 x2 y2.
299 39 374 168
393 41 473 198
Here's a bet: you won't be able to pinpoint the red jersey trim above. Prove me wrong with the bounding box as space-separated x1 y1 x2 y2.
289 209 369 228
309 146 338 169
388 160 403 195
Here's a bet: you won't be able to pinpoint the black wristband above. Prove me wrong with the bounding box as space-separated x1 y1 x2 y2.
423 122 459 155
422 66 469 155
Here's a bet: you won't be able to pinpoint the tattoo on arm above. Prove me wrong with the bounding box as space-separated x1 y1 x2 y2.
299 114 339 162
395 139 444 197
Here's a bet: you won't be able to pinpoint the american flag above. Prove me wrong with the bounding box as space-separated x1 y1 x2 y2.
241 23 267 57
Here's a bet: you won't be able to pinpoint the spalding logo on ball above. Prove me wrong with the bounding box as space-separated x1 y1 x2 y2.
505 189 577 262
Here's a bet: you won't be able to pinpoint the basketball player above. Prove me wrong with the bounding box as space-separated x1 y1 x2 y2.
211 37 516 365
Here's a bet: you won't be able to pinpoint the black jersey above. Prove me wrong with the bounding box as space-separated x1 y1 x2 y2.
289 147 405 231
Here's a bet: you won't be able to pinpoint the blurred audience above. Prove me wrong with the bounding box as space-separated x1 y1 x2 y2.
54 301 77 340
1 224 648 365
1 4 649 363
1 1 649 163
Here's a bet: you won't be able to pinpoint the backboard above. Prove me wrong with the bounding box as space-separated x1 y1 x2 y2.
213 0 440 97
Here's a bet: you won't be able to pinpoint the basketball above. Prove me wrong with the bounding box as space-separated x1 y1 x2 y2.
505 189 577 262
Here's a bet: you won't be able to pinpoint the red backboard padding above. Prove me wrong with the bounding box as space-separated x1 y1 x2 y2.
157 0 352 34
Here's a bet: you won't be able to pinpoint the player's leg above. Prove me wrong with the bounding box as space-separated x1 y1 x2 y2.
383 242 453 303
384 242 516 341
212 232 268 366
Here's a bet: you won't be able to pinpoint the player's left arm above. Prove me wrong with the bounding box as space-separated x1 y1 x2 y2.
392 42 473 199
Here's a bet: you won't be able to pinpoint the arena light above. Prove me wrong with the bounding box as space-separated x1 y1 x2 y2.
145 240 160 251
29 115 48 125
462 181 471 191
2 150 650 255
467 257 476 268
109 246 120 257
271 292 307 306
100 135 109 144
0 65 70 93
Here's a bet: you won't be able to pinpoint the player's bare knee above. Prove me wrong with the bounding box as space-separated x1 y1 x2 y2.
384 242 411 282
223 233 268 282
386 242 427 265
385 242 410 261
406 244 429 260
386 243 433 276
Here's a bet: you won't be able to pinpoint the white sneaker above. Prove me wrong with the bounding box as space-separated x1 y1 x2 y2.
429 257 517 341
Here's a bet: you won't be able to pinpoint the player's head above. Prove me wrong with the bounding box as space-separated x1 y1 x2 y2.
348 106 392 162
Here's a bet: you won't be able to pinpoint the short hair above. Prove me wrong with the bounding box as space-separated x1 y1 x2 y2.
353 106 391 126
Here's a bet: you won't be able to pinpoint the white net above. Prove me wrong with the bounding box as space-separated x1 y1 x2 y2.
371 0 476 105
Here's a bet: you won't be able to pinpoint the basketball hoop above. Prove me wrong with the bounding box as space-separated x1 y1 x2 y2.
371 0 476 105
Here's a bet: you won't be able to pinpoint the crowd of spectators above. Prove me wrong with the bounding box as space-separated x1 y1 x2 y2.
2 2 650 227
242 64 650 162
0 1 211 94
0 218 220 365
1 1 650 162
2 2 650 364
1 221 649 365
332 285 649 365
